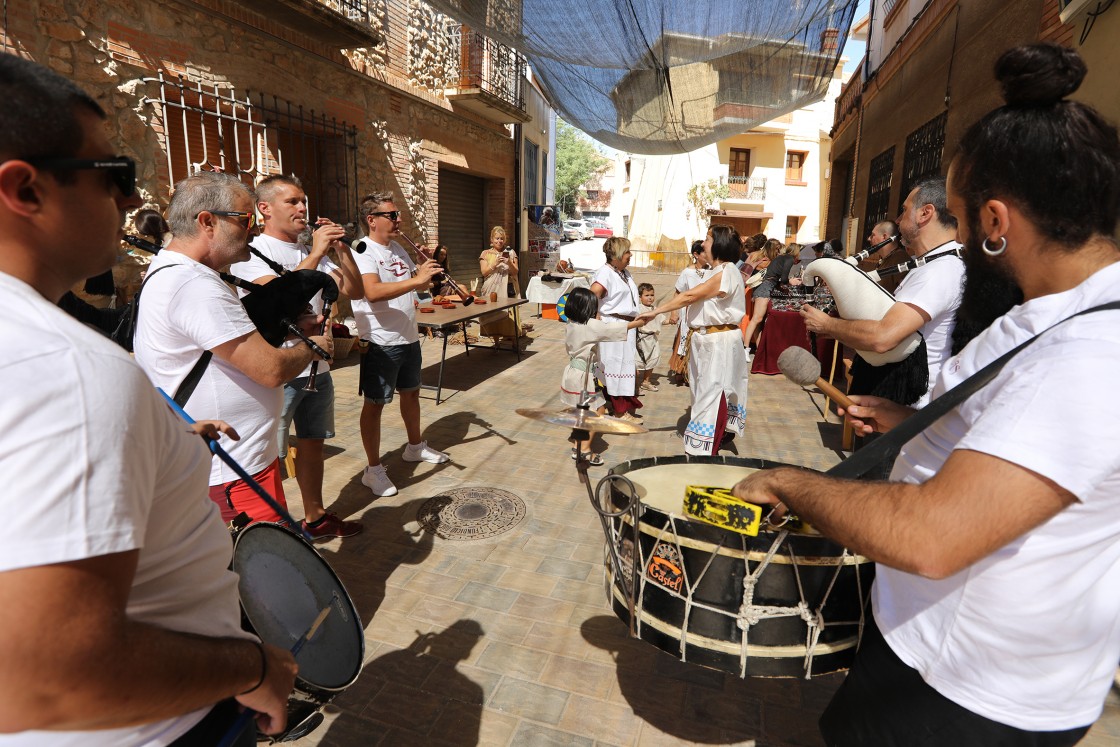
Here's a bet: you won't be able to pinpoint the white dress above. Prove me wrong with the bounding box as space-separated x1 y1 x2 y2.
560 319 628 409
682 263 748 455
591 264 640 397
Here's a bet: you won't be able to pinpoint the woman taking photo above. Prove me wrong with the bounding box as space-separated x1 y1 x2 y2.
639 225 747 454
590 237 643 419
478 225 521 342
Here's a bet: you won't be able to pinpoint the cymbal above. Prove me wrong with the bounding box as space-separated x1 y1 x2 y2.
516 407 648 434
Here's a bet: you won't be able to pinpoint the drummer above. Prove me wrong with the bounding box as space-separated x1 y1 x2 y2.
0 55 297 744
732 43 1120 746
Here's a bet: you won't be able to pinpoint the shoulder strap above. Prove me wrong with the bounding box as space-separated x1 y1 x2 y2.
829 299 1120 479
172 351 213 407
111 264 176 351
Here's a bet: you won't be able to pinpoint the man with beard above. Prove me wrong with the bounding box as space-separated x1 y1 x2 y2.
801 178 963 406
733 43 1120 746
229 175 364 540
134 172 333 524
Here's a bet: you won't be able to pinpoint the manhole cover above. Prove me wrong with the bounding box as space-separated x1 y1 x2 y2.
416 487 526 541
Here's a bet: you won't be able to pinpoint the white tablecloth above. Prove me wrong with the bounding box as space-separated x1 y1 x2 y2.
524 275 591 304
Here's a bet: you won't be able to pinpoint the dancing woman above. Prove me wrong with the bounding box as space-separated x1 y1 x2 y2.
639 225 746 454
590 237 643 419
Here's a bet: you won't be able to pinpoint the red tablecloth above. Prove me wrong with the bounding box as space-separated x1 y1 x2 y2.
751 309 812 375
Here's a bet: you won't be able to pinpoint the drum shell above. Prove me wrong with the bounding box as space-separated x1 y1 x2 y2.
606 455 873 678
232 523 364 731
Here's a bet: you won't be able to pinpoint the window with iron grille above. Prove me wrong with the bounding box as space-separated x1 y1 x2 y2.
144 73 359 224
524 139 539 205
898 111 947 214
864 146 896 234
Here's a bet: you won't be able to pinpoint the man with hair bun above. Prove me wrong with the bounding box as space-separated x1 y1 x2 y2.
732 43 1120 745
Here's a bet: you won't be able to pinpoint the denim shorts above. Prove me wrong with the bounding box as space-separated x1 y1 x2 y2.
277 372 336 456
359 340 422 404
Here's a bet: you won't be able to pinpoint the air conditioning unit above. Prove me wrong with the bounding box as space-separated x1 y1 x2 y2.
1058 0 1098 25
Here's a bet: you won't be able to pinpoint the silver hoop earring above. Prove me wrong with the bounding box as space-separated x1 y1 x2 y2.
981 236 1007 257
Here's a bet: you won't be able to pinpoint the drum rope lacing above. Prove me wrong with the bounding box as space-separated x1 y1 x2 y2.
593 469 870 679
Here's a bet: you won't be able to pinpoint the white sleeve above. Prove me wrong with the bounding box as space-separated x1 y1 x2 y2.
0 353 158 571
353 249 381 278
895 260 963 322
956 339 1120 502
587 318 629 342
166 275 257 350
229 253 278 283
719 265 737 296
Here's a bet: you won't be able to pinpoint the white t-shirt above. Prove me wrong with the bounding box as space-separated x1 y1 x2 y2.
685 263 746 328
893 242 964 406
133 250 282 485
0 272 251 746
351 238 419 346
230 234 339 378
877 260 1120 732
591 264 639 318
674 265 706 293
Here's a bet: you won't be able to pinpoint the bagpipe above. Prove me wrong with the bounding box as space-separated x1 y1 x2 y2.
119 236 337 364
802 256 928 406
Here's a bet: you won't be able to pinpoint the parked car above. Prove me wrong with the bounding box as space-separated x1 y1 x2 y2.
563 220 593 241
587 219 614 238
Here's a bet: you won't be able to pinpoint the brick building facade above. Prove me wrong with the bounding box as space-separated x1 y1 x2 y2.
4 0 536 294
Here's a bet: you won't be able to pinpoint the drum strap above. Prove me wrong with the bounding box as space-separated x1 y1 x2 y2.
829 299 1120 480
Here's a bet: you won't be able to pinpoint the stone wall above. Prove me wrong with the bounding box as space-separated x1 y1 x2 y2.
4 0 517 297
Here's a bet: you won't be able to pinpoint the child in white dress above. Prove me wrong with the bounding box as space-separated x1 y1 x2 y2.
560 287 645 465
635 282 664 392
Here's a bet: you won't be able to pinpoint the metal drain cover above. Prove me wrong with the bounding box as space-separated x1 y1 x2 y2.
416 487 526 541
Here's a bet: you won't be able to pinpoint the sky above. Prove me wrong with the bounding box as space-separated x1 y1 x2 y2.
843 0 871 75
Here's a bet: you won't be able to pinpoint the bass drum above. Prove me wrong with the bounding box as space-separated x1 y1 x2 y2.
232 522 364 741
602 455 873 679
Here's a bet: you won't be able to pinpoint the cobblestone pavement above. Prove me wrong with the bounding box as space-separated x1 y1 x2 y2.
283 271 1119 747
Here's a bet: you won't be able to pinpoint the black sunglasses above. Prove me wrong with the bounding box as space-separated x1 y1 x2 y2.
199 210 258 230
371 210 401 221
26 155 136 197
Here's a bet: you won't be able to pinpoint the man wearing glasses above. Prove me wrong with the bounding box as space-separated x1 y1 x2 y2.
0 55 296 744
229 174 365 539
134 171 334 525
351 192 448 497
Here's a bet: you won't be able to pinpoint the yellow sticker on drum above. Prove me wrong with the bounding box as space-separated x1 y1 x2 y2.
683 486 763 537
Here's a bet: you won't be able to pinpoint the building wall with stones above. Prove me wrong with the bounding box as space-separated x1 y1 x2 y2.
3 0 519 296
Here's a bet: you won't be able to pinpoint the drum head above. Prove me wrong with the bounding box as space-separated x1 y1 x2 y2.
233 523 364 692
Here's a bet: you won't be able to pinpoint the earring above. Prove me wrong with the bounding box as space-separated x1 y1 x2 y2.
981 236 1007 257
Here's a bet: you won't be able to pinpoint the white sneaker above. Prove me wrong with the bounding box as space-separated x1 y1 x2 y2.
361 464 398 497
403 441 450 464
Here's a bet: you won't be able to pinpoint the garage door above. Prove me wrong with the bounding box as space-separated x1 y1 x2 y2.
438 169 486 273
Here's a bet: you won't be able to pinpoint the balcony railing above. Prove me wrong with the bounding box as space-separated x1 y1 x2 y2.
452 29 526 115
728 175 767 201
240 0 379 47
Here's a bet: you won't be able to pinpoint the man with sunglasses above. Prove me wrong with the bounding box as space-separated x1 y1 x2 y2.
351 192 448 497
133 172 334 527
229 174 365 539
0 55 296 744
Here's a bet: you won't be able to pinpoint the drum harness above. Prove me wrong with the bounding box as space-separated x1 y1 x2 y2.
591 298 1120 677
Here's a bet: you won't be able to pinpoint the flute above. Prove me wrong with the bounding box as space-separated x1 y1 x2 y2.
394 231 472 304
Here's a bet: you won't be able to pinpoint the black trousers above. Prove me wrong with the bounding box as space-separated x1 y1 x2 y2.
820 617 1091 747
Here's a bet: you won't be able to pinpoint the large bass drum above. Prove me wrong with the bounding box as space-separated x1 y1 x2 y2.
600 455 873 679
232 522 364 741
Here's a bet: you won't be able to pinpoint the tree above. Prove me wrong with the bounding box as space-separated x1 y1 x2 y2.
555 120 606 219
685 178 730 230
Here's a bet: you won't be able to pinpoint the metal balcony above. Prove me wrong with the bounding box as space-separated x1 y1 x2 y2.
728 175 767 201
444 29 529 124
239 0 380 48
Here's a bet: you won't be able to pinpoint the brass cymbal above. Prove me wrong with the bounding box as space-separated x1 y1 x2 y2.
515 407 648 434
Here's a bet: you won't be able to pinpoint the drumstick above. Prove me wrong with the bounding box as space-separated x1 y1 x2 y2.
777 347 856 411
155 388 311 542
217 606 332 747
